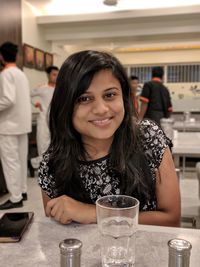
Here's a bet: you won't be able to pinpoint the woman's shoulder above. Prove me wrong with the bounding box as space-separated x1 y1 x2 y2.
138 118 171 143
138 119 172 168
138 119 163 138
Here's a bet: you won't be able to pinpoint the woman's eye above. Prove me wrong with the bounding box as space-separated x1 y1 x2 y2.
104 92 116 99
77 96 91 103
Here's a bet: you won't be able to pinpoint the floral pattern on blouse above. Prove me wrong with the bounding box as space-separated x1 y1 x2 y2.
38 119 171 211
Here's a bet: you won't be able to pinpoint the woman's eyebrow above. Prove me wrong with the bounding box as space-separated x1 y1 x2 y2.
84 87 120 94
104 87 120 92
80 91 92 95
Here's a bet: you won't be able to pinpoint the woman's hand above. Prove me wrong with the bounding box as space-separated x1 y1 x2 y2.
45 195 96 225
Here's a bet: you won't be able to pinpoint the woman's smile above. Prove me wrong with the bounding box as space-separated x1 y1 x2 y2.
89 117 113 127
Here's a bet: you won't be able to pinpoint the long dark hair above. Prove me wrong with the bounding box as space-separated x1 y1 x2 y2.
48 50 154 208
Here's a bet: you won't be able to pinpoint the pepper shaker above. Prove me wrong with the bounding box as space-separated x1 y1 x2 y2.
59 238 82 267
168 238 192 267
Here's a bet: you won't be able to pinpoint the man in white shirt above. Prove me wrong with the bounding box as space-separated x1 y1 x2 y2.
31 66 59 159
0 42 32 209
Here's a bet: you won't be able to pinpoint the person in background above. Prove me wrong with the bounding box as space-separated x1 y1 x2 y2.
38 50 180 227
31 66 59 168
0 42 32 209
130 75 139 114
139 66 172 125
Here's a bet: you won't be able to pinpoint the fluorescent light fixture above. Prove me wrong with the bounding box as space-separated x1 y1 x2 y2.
103 0 118 6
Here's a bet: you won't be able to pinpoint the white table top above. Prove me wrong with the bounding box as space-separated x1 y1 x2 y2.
0 215 200 267
172 132 200 156
173 121 200 132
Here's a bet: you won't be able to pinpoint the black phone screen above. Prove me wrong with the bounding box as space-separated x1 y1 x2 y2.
0 212 34 242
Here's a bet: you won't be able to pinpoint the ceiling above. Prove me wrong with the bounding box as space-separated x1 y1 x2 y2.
25 0 200 53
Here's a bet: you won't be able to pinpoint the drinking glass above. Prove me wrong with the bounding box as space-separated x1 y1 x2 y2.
96 195 139 267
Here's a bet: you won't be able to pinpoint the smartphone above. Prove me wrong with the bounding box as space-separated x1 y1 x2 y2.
0 212 34 242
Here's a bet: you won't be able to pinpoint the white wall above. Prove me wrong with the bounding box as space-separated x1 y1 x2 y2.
51 43 69 68
22 0 52 89
22 1 69 89
167 83 200 112
115 49 200 65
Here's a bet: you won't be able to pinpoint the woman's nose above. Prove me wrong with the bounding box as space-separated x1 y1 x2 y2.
92 98 109 114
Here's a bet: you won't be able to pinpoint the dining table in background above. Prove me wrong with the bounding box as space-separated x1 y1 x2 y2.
173 120 200 132
172 132 200 173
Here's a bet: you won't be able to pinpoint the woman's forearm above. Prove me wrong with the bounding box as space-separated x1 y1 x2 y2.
43 191 180 227
139 210 180 227
76 206 180 227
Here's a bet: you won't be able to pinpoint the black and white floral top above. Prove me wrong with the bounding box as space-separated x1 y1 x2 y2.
38 119 171 211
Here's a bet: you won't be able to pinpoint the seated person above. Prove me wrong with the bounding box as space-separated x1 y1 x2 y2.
38 50 181 227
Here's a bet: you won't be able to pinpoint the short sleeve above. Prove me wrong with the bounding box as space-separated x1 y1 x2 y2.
38 153 58 198
140 82 151 103
139 119 172 170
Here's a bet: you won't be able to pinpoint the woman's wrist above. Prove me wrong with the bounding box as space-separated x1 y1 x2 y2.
79 203 97 224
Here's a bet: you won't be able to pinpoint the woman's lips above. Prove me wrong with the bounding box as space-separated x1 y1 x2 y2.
89 117 112 126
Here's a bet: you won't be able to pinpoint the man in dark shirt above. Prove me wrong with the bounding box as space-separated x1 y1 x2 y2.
139 67 172 125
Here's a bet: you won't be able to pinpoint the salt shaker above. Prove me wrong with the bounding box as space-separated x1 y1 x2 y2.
168 238 192 267
59 238 82 267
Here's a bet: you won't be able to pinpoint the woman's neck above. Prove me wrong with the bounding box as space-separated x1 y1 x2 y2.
84 139 112 160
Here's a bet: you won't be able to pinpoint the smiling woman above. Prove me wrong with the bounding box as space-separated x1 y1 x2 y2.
37 50 180 227
72 69 124 154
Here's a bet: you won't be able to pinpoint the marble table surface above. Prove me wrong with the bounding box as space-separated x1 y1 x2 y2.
0 215 200 267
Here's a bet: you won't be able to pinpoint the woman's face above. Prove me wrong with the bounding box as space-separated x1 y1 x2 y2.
73 69 125 147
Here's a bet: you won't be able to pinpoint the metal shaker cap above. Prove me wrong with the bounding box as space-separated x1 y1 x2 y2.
168 238 192 255
59 239 82 255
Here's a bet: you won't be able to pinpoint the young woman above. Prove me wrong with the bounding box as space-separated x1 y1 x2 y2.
38 50 180 227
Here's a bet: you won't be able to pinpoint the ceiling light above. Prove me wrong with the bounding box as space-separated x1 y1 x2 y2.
103 0 118 6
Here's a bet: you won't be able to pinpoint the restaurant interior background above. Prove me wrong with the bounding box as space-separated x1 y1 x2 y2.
0 0 200 229
1 0 200 110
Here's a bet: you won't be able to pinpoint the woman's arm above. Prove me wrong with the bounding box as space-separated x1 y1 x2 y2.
41 190 96 224
139 147 181 227
41 147 180 226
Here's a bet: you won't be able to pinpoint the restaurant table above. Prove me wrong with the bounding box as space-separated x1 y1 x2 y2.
0 215 200 267
172 132 200 169
173 121 200 132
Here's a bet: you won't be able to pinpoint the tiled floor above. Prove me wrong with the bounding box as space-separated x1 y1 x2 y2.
0 177 44 217
0 171 200 228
